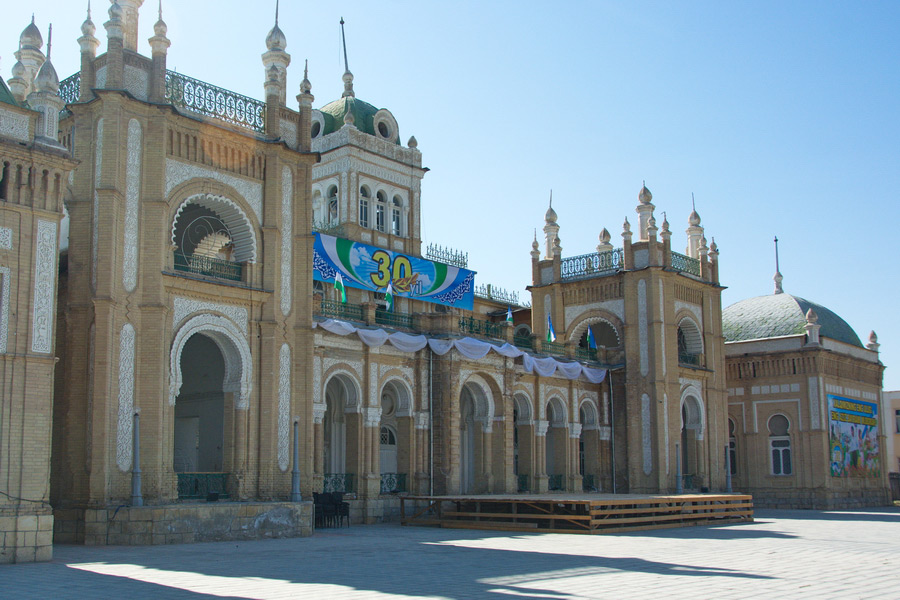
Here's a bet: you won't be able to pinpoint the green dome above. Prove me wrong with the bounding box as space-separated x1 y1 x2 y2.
723 293 862 347
318 96 399 144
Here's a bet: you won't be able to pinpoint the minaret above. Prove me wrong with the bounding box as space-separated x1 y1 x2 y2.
543 191 559 259
296 59 314 152
530 230 541 285
104 1 125 89
116 0 145 52
685 194 704 259
262 0 290 106
340 17 354 98
78 2 100 101
11 16 46 101
636 183 654 241
28 24 64 145
147 1 170 103
773 236 784 294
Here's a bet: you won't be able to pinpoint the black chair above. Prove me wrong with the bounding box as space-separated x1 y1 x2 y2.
313 492 337 528
331 492 350 527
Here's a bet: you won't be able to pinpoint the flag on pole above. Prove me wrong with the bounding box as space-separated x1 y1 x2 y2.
334 272 346 303
547 315 556 342
385 282 394 312
506 306 513 323
587 326 597 350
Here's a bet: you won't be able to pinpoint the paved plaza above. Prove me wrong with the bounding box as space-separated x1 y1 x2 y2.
1 507 898 599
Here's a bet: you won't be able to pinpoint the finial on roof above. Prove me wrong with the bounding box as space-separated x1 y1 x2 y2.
689 192 701 226
545 190 558 224
805 308 818 324
773 235 783 294
265 0 286 50
639 181 652 204
407 135 418 149
867 331 879 352
275 0 279 24
47 24 52 59
340 17 355 98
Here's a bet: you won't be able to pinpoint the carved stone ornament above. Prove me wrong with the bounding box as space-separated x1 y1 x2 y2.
165 158 262 223
31 219 57 353
123 119 142 292
277 343 291 471
0 267 9 353
91 119 103 290
0 227 12 250
280 166 293 316
172 297 248 336
116 323 136 471
641 393 652 475
0 107 30 141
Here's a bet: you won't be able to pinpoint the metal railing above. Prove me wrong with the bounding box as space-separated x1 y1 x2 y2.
671 252 701 276
59 72 81 105
323 473 354 493
582 474 596 492
548 474 564 491
380 473 407 494
575 347 597 361
474 283 519 306
375 310 414 330
174 252 243 282
513 335 534 350
678 352 701 366
517 474 529 493
458 316 504 340
560 248 623 281
177 472 229 499
542 341 567 357
318 300 364 322
425 243 468 268
311 220 348 238
165 70 266 133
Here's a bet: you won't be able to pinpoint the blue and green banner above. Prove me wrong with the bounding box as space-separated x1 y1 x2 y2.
828 394 880 478
313 233 475 310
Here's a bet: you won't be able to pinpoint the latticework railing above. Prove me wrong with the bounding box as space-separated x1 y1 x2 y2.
318 300 364 322
671 252 701 276
474 283 519 306
560 248 623 281
575 347 597 361
425 243 468 268
59 72 81 105
375 310 414 330
542 341 567 357
380 473 407 494
458 316 504 340
176 472 229 499
323 473 354 493
165 70 265 133
513 335 534 350
174 252 243 282
678 352 701 366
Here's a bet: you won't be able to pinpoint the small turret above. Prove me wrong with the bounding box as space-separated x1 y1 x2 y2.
116 0 145 52
543 191 559 259
261 0 291 106
597 228 612 253
866 331 879 352
104 1 125 89
12 16 46 100
636 182 655 241
27 24 64 145
296 59 314 152
78 2 101 100
804 308 821 346
147 0 170 102
685 194 704 259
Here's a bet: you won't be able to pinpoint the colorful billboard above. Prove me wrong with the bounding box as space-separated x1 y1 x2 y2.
828 394 880 478
312 233 475 310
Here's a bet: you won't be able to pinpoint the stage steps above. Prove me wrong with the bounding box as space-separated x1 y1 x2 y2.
400 493 753 535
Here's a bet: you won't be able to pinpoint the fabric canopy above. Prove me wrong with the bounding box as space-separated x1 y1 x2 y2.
314 319 607 383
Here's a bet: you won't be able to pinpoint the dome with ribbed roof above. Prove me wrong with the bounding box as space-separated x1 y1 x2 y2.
318 96 400 144
723 293 862 347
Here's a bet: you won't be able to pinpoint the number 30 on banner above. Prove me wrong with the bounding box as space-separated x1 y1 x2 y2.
370 250 413 287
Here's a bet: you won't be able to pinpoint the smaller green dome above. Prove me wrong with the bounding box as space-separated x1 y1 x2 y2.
318 96 400 144
723 293 862 347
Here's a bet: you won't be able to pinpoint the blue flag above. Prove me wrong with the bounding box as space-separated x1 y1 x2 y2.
587 326 597 350
547 315 556 342
506 306 513 323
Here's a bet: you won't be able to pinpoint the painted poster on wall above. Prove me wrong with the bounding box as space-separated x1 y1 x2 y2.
312 233 475 310
828 394 880 478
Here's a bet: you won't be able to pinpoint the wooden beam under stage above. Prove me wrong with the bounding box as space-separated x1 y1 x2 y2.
399 493 753 535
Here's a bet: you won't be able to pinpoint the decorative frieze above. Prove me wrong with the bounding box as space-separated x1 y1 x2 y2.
280 166 293 316
0 226 13 250
123 119 142 293
31 219 57 353
638 279 648 376
641 393 652 475
0 107 29 141
165 158 262 222
124 66 149 101
0 267 9 353
172 296 248 336
660 280 666 376
116 323 136 472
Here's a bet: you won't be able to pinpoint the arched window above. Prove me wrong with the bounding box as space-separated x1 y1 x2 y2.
677 318 703 366
359 186 370 228
375 191 386 232
391 195 402 236
768 414 792 475
327 185 338 224
579 321 619 350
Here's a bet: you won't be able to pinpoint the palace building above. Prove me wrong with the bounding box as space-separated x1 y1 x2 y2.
0 1 890 563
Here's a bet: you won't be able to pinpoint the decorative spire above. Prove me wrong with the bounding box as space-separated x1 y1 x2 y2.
407 135 418 149
531 230 540 259
340 17 355 98
544 190 557 224
867 331 880 352
47 24 52 59
638 181 652 204
299 58 311 94
773 235 784 294
689 192 701 226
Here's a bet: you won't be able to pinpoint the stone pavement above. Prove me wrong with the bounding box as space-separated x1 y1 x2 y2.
1 507 898 599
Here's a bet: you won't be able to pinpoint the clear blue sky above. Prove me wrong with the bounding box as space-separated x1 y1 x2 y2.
4 1 898 388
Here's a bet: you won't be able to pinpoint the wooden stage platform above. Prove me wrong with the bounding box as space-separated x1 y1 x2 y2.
400 493 753 535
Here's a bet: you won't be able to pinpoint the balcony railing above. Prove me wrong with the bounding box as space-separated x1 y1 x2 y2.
548 474 564 491
678 352 701 367
517 474 529 493
174 252 243 282
165 70 266 133
671 252 701 277
318 300 364 322
323 473 354 493
424 243 468 268
560 248 623 281
575 347 597 361
513 335 534 350
380 473 407 494
375 310 414 330
458 316 504 340
59 72 81 105
311 220 348 238
176 472 229 500
542 341 567 357
474 283 519 306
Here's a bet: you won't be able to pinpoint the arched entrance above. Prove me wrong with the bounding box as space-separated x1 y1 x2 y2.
174 334 226 473
513 394 534 492
460 389 476 494
323 373 357 492
546 397 567 491
681 396 703 489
